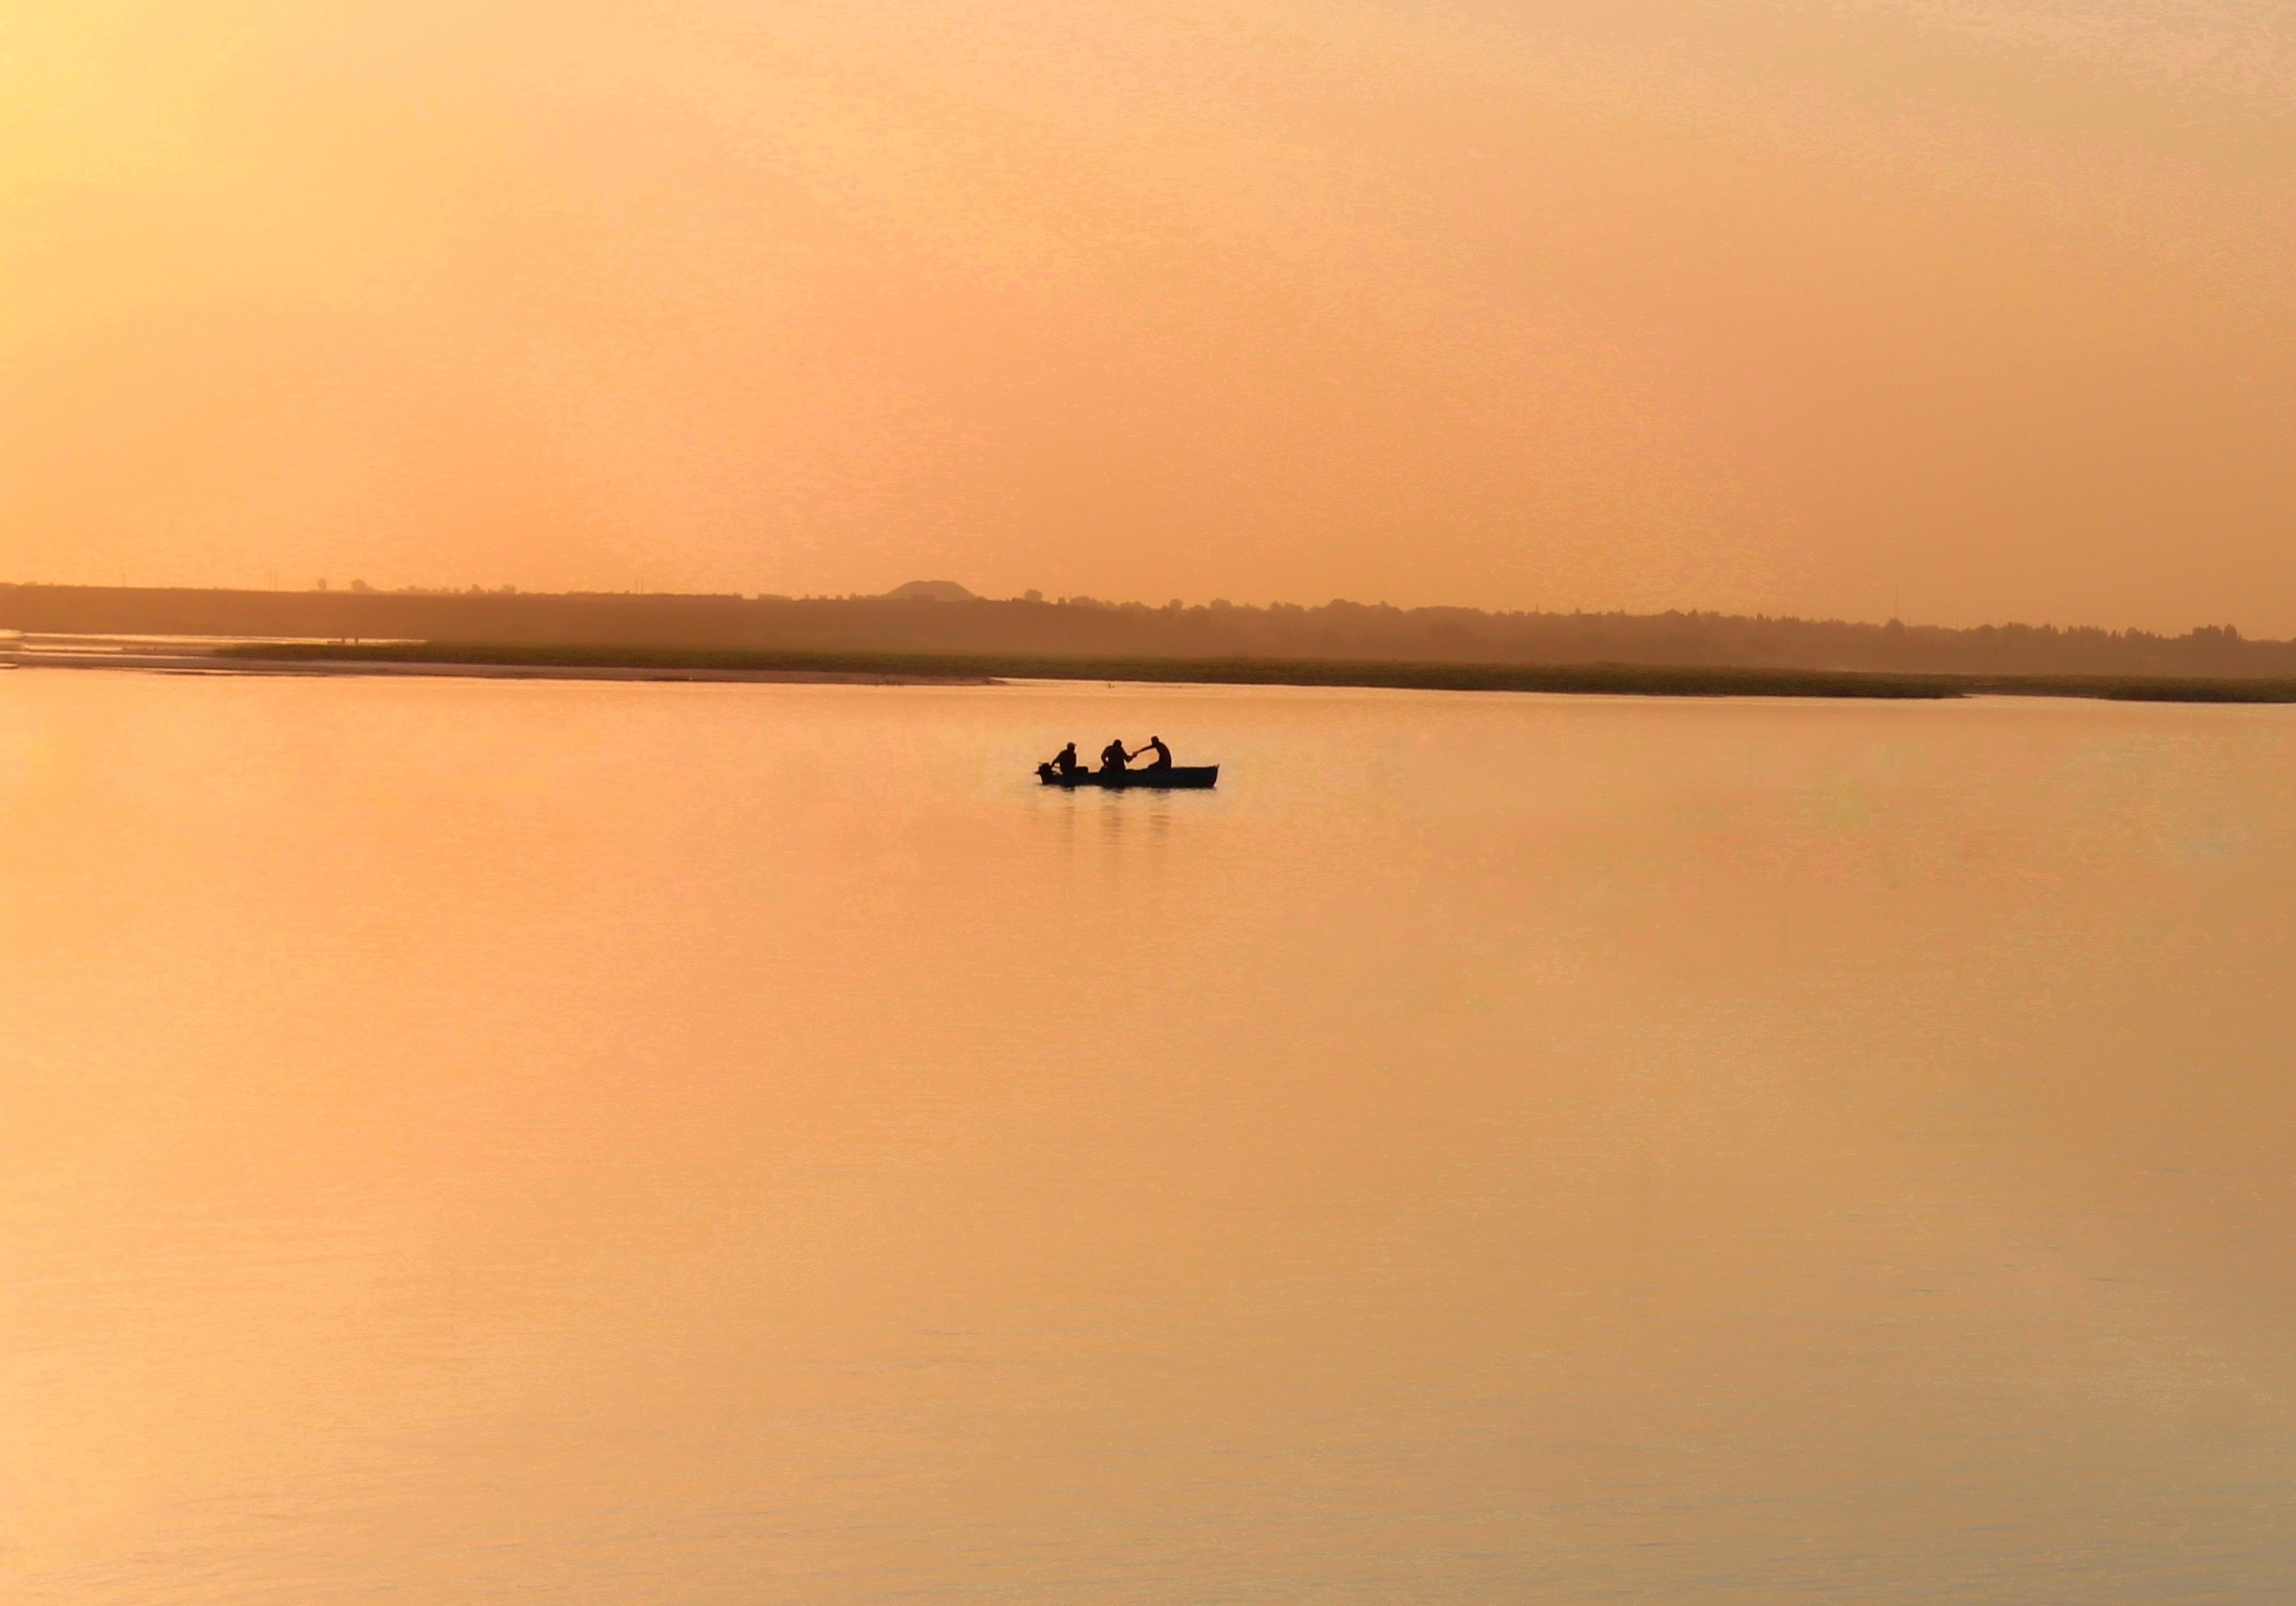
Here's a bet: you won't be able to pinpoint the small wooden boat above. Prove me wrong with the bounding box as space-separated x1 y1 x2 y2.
1038 763 1218 790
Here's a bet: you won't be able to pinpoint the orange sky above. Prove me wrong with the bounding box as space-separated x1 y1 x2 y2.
4 2 2292 630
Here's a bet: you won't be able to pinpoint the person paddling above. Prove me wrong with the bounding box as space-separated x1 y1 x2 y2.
1130 735 1173 771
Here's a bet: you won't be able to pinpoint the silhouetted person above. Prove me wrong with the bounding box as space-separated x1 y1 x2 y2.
1098 738 1130 775
1131 735 1172 771
1046 742 1082 778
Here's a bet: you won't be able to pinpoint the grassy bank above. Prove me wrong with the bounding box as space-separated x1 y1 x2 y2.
214 642 2296 702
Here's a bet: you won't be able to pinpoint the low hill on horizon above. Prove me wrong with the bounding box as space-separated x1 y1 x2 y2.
881 580 978 603
1 583 2283 679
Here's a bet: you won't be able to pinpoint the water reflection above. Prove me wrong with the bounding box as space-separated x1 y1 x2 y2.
3 673 2293 1602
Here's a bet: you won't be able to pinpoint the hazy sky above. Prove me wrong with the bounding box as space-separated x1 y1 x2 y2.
4 2 2291 628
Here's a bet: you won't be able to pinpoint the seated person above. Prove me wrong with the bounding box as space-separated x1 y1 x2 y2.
1046 741 1082 777
1130 735 1173 771
1098 737 1131 774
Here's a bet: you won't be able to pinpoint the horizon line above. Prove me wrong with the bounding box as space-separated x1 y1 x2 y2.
0 578 2263 646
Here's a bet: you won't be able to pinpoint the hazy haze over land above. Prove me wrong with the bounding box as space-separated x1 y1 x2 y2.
5 2 2293 628
6 582 2292 679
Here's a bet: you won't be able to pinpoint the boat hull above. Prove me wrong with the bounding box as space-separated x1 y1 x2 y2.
1038 764 1218 789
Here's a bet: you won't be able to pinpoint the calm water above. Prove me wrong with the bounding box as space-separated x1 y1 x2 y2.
5 672 2294 1603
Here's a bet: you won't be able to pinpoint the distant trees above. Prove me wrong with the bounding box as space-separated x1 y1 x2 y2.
0 583 2288 678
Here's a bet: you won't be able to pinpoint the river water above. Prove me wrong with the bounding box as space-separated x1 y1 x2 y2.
5 671 2293 1603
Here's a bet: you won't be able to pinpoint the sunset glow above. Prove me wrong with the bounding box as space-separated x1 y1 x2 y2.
6 2 2292 625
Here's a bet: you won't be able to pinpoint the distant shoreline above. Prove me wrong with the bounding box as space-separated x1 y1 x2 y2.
3 583 2285 682
13 643 988 687
195 642 2296 703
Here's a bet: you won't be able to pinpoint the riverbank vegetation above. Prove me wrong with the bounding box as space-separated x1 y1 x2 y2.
10 583 2291 678
218 642 2296 703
